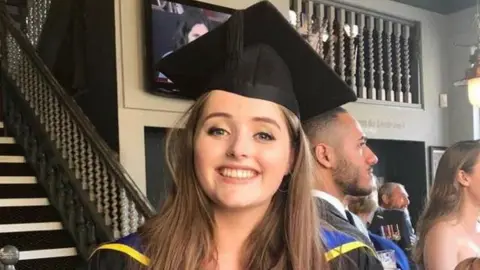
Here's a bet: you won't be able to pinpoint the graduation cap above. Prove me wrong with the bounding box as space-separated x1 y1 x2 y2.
156 0 357 121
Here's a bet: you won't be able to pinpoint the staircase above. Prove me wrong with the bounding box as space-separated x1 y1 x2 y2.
0 0 156 268
0 122 81 269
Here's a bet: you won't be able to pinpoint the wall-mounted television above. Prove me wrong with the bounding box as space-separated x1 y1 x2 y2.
144 0 234 98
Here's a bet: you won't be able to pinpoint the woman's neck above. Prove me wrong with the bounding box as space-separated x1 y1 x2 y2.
212 205 269 269
457 195 480 234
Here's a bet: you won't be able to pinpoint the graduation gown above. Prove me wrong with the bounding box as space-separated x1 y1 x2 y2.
87 231 383 270
87 233 148 270
316 198 384 269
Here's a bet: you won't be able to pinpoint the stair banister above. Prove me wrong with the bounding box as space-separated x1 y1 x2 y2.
0 245 19 270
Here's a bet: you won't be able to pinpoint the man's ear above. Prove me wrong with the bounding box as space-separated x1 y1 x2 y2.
381 194 389 205
314 143 335 169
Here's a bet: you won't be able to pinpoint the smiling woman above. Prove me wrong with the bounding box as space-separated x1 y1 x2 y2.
194 90 294 211
87 1 358 270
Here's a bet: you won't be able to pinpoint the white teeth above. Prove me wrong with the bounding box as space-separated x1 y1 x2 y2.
220 168 256 179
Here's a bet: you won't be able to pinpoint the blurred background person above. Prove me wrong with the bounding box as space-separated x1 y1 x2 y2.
370 182 416 258
347 177 410 270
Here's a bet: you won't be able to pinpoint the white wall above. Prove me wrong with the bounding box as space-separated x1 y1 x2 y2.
445 6 480 144
114 0 288 193
114 0 453 193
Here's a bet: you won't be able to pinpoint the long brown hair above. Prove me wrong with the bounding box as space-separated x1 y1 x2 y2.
413 140 480 264
137 92 328 269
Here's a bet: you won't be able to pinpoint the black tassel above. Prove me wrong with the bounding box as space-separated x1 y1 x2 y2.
225 12 244 72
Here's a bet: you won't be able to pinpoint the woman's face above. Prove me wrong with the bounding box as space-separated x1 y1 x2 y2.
194 90 293 210
187 23 209 43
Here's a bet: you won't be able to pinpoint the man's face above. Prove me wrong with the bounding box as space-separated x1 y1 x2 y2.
331 113 378 196
386 185 410 209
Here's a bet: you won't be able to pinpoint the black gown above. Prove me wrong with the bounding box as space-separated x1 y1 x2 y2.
86 233 148 270
316 198 384 269
85 230 384 270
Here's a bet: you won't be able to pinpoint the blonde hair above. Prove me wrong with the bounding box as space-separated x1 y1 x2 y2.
137 92 328 269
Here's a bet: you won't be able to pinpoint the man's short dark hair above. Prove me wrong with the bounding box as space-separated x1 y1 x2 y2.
302 107 347 144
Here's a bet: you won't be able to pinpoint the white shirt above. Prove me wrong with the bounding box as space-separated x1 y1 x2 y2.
311 189 370 237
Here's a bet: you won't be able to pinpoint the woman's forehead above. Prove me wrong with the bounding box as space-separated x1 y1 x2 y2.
201 90 286 123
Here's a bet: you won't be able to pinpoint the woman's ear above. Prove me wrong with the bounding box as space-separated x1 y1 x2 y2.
457 170 471 187
314 143 335 169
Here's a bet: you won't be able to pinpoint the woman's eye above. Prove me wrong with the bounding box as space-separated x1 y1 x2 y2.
207 127 228 136
255 132 275 141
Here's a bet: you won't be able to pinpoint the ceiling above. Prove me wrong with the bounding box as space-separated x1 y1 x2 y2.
391 0 476 14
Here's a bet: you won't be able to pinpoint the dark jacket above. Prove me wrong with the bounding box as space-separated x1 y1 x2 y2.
315 197 383 269
369 207 415 255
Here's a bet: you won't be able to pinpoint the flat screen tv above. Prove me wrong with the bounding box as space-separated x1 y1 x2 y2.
144 0 234 97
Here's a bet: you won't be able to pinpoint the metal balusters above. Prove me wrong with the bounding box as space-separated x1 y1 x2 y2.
339 8 346 80
385 21 394 101
367 16 375 99
327 6 335 69
316 4 325 58
347 11 357 94
376 18 385 100
358 14 366 98
394 23 403 102
403 25 412 103
294 0 302 31
292 0 421 106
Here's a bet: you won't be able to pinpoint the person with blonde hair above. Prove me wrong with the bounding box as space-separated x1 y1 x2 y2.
86 2 369 269
414 140 480 270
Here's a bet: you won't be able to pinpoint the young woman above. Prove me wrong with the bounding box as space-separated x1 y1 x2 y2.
414 140 480 269
88 1 367 269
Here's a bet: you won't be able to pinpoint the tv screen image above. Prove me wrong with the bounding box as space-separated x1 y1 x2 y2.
145 0 233 97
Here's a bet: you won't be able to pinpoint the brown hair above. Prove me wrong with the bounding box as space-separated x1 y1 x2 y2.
413 140 480 264
137 92 328 269
455 257 480 270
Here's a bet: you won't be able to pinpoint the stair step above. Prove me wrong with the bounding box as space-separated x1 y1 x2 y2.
16 253 81 270
0 162 35 176
0 137 15 144
0 222 62 233
0 230 75 250
0 176 36 184
0 184 46 198
20 247 78 260
0 155 26 163
0 205 59 224
0 143 24 156
0 198 49 207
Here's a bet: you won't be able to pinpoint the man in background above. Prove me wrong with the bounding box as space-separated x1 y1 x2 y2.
303 107 384 269
369 182 416 262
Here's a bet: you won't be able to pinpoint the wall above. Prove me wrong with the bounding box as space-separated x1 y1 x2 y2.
114 0 288 193
446 6 480 144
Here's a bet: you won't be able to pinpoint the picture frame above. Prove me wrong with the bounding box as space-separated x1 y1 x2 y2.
428 146 447 183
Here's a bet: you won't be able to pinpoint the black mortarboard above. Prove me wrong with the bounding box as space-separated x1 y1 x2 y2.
156 1 357 120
